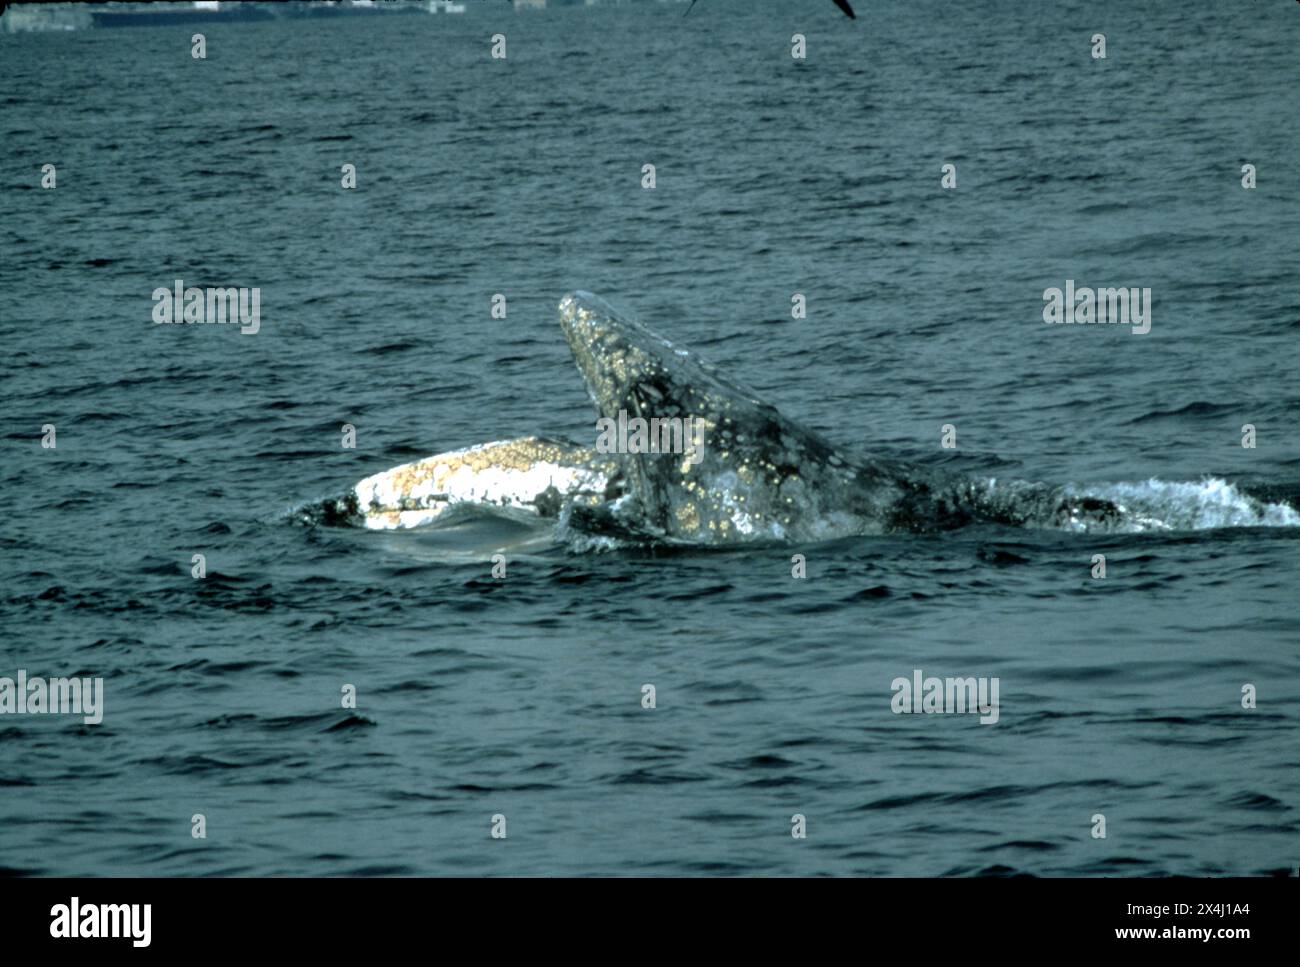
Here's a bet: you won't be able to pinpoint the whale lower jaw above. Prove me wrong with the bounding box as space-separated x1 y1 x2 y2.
343 438 619 531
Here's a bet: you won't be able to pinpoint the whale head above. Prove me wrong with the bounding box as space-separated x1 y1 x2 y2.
558 291 889 542
559 290 769 419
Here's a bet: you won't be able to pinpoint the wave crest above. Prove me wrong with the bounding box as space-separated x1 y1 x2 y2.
1057 477 1300 533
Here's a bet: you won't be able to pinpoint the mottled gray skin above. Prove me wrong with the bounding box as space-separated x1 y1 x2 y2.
558 291 1119 543
560 292 964 542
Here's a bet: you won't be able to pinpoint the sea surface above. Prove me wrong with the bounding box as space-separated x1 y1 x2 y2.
1 0 1298 876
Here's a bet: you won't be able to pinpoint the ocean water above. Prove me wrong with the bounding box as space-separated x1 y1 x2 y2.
1 0 1298 876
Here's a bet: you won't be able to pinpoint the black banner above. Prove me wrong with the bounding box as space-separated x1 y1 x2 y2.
0 875 1289 953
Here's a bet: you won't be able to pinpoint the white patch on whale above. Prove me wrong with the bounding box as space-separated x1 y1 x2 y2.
350 438 616 531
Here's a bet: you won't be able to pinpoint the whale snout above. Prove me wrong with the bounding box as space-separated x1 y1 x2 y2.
558 290 690 419
560 291 625 408
558 290 665 350
560 290 607 322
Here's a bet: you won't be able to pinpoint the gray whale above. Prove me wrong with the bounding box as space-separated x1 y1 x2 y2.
311 292 1298 539
558 291 1122 543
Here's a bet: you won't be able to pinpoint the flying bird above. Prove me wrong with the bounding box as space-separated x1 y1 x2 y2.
686 0 856 18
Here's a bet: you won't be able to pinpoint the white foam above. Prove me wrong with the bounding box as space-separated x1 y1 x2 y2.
1063 477 1300 532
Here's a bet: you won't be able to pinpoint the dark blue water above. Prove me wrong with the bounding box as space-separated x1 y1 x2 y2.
2 0 1298 876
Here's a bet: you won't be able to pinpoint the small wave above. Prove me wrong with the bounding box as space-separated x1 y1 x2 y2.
1062 477 1300 532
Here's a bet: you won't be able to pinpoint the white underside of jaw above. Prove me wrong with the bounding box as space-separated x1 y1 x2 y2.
352 442 610 531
